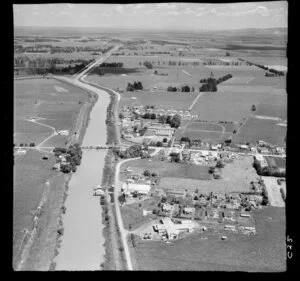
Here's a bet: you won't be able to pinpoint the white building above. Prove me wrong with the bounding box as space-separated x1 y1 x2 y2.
122 182 151 195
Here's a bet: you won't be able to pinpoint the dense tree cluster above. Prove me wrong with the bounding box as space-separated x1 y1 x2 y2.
126 81 143 91
114 144 146 159
167 114 181 128
199 74 233 92
143 61 153 69
170 152 180 163
253 159 285 178
142 113 156 119
53 144 82 173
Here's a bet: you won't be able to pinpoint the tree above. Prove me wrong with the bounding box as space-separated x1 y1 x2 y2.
163 138 168 143
119 113 124 119
216 160 225 169
151 172 157 177
150 113 156 119
156 141 163 147
159 115 167 124
251 104 256 112
143 170 151 177
181 137 190 143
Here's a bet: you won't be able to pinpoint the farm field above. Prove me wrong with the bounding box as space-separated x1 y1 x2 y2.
119 159 211 182
132 207 286 271
254 93 287 120
14 78 89 147
190 90 270 123
13 78 90 269
159 156 258 193
234 117 286 146
117 90 198 111
13 149 57 263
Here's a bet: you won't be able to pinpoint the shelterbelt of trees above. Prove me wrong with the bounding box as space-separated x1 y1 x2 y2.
238 58 285 76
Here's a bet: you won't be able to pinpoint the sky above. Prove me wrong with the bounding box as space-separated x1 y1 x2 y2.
13 2 288 31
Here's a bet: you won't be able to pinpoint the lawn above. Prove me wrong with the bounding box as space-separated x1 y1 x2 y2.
234 117 286 146
121 198 157 231
119 159 211 182
132 207 286 271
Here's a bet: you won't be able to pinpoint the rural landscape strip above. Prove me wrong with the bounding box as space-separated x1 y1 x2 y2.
14 21 287 271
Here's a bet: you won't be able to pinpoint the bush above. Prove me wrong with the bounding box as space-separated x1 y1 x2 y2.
156 141 163 147
280 188 286 202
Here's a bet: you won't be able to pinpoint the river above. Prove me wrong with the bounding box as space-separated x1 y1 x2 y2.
54 79 110 270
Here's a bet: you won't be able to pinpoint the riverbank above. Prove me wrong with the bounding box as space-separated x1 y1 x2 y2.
100 151 127 270
15 76 98 270
48 79 99 271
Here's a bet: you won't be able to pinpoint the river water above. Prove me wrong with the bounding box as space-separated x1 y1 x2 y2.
55 81 110 270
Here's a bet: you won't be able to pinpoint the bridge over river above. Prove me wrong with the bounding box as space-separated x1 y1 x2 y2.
81 144 131 150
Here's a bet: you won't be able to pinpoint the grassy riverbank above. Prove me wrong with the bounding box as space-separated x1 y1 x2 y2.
48 82 98 271
16 77 97 271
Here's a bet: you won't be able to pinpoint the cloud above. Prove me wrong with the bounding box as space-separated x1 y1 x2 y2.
59 11 69 16
166 10 179 16
115 5 125 14
145 9 154 15
133 4 144 10
156 3 177 10
183 8 196 15
67 4 74 9
233 6 270 17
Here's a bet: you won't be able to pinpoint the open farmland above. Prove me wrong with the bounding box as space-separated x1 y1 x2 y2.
14 78 89 146
234 117 286 146
159 156 259 193
190 90 270 123
13 78 90 269
118 91 198 111
119 159 211 182
254 93 287 120
132 207 286 271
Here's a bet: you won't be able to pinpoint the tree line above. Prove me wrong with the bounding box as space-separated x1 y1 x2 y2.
253 159 285 178
238 58 285 76
100 62 124 67
199 74 233 92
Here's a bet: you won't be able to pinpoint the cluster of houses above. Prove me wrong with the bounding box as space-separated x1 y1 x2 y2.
151 191 260 236
237 140 286 157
